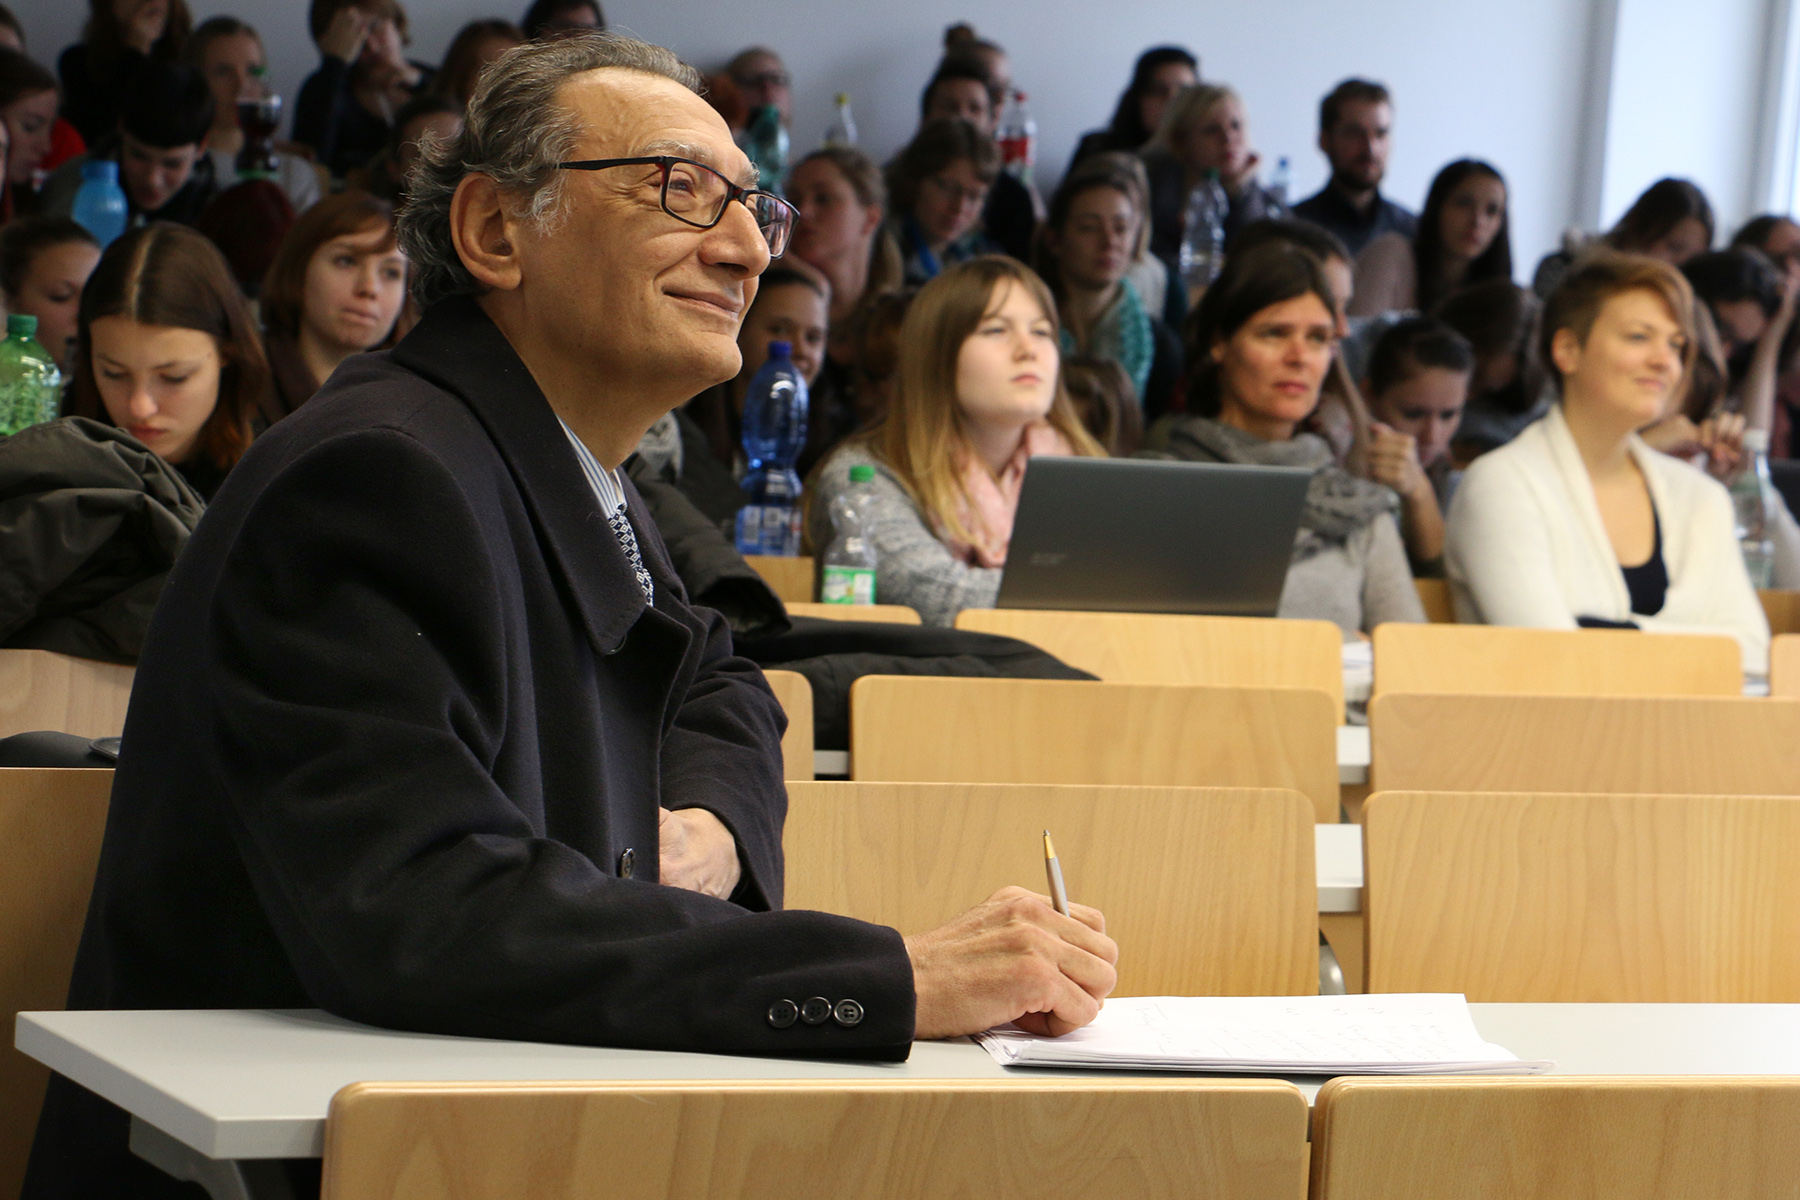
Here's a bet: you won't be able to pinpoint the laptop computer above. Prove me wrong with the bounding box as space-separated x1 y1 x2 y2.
995 457 1313 617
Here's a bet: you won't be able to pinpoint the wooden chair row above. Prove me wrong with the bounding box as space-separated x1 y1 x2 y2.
320 1075 1800 1200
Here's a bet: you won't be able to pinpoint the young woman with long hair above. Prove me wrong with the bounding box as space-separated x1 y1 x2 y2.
1350 158 1511 317
807 256 1104 625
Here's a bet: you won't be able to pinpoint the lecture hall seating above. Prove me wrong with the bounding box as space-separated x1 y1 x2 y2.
1370 624 1742 698
785 780 1318 996
1363 791 1800 1000
848 677 1342 822
761 669 813 781
743 555 814 603
1771 633 1800 697
321 1077 1312 1200
784 603 922 624
0 649 134 740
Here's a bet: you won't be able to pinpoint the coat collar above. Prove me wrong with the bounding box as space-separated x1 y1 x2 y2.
1539 403 1676 604
388 294 650 654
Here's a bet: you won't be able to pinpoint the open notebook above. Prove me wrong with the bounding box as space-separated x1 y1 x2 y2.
975 994 1553 1075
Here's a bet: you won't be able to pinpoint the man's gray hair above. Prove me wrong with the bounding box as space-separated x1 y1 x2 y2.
397 32 701 309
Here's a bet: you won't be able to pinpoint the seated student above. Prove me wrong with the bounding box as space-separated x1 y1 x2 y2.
0 7 85 184
1034 151 1181 419
885 117 1000 284
0 216 100 373
40 60 218 227
258 191 409 422
919 54 1036 262
809 256 1104 626
848 286 915 429
941 22 1011 96
1063 353 1142 454
1289 78 1416 259
1162 241 1424 637
0 49 58 220
786 145 903 380
294 0 434 180
1068 46 1198 171
1533 177 1713 298
1361 316 1474 574
521 0 604 39
683 263 841 490
1141 83 1287 275
1435 278 1544 459
436 19 523 106
65 222 268 500
1446 253 1769 671
357 91 462 203
1350 159 1511 318
187 17 322 213
57 0 191 147
1732 213 1800 275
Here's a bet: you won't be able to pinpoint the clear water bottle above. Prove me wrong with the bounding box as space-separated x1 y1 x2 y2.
824 93 857 147
735 340 809 557
821 463 878 604
997 90 1036 180
744 104 789 196
1731 428 1778 588
71 160 129 249
1178 167 1227 299
0 314 63 436
1268 156 1291 207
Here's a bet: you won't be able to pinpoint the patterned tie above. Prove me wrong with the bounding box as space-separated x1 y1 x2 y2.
609 504 655 603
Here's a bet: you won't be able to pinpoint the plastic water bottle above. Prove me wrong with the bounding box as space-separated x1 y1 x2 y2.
0 315 63 436
1731 429 1778 588
1178 167 1228 299
71 160 129 249
824 93 857 148
997 91 1036 180
735 340 808 556
744 104 789 196
821 464 878 604
1268 156 1291 207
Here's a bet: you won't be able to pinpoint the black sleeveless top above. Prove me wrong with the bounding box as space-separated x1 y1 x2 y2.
1620 508 1668 617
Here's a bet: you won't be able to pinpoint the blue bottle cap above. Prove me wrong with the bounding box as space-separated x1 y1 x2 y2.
80 159 120 183
768 340 792 358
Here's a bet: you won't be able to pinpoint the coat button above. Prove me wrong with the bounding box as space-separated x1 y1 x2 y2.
617 848 634 878
767 999 798 1029
832 999 864 1027
799 996 832 1025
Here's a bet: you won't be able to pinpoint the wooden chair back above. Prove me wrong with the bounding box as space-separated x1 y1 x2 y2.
743 555 814 603
784 602 922 624
0 769 112 1200
953 609 1345 716
0 649 134 740
786 781 1317 996
1771 634 1800 698
1364 790 1800 1000
322 1077 1310 1200
1368 693 1800 795
1412 578 1455 624
850 677 1342 822
1311 1076 1800 1199
1370 624 1742 698
1760 588 1800 635
761 670 812 782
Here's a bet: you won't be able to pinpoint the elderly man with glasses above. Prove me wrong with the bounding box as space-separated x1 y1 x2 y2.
25 33 1116 1199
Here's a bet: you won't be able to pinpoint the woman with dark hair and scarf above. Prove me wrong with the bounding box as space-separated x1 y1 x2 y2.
1163 240 1424 636
1350 158 1511 318
1067 46 1197 171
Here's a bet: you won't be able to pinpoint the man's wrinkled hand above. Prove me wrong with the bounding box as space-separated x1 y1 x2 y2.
658 807 742 898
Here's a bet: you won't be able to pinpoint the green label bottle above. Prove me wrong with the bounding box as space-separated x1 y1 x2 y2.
0 313 62 436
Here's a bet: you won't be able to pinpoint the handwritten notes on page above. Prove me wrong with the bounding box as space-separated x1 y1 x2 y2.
975 994 1552 1075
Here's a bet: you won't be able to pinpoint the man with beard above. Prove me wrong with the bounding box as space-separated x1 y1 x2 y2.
1291 78 1416 258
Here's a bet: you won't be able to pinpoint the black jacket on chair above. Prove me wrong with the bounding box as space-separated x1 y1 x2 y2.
24 296 915 1199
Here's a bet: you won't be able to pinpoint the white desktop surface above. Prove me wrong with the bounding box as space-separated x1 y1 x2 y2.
19 1003 1800 1162
1314 824 1362 913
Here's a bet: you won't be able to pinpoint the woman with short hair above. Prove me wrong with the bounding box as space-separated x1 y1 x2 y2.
66 222 271 499
1446 252 1768 671
808 257 1104 625
884 117 1000 285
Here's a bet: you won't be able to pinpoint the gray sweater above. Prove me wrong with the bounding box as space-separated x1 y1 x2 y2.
1277 517 1424 638
808 444 999 626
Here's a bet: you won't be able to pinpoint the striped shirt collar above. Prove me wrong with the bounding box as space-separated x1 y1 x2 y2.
556 417 629 515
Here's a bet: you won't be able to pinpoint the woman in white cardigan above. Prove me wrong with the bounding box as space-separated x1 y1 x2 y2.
1446 252 1770 672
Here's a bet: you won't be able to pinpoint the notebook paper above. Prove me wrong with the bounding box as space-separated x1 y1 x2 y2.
975 994 1552 1075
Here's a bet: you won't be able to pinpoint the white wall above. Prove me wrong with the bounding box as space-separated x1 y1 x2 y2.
15 0 1783 269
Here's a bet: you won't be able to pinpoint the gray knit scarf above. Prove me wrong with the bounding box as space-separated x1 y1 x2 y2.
1162 416 1398 544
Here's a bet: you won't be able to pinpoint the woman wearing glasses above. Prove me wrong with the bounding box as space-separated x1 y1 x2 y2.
807 256 1104 626
884 117 1002 285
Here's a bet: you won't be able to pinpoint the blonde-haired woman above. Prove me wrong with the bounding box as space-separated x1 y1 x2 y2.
808 256 1105 625
1141 83 1287 273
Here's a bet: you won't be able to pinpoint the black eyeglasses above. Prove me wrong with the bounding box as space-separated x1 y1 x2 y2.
555 155 797 257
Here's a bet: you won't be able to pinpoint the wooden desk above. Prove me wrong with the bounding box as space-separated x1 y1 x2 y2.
17 1003 1800 1200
